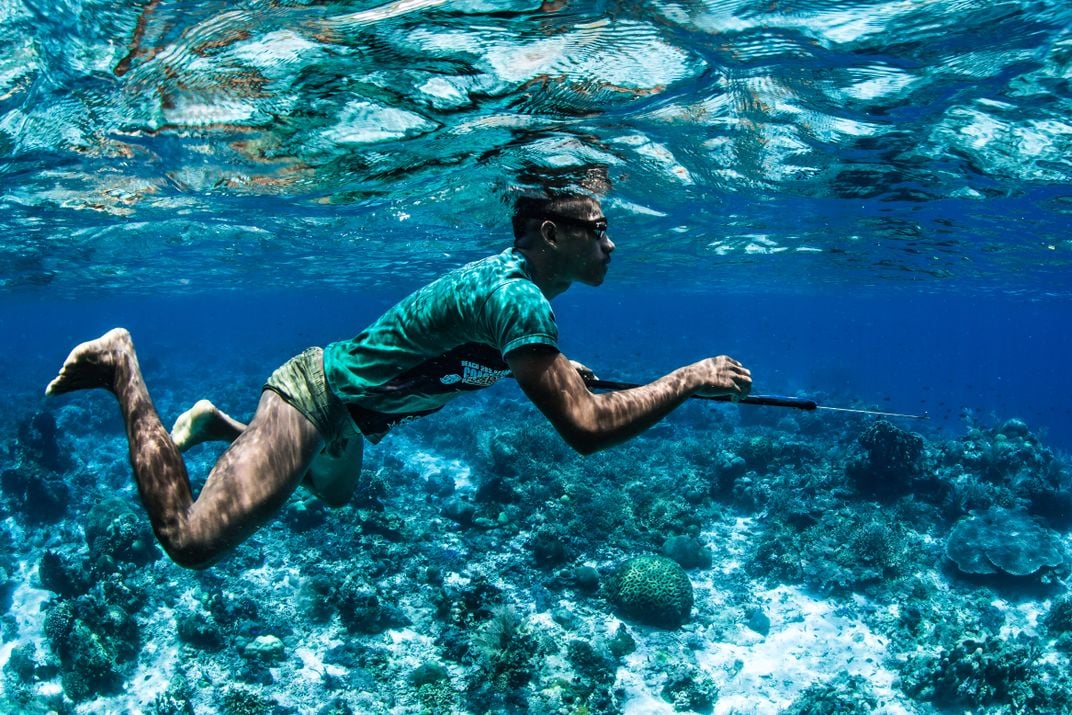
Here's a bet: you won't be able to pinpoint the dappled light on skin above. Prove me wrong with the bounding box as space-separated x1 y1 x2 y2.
179 391 320 566
509 348 750 455
46 330 323 569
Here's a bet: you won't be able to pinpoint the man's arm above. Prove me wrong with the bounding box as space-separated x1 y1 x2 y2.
507 347 751 455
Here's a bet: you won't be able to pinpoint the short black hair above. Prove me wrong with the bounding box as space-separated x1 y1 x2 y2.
512 194 597 241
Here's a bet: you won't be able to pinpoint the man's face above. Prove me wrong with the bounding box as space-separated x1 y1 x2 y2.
551 199 615 287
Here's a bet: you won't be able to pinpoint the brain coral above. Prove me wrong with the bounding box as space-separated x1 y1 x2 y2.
605 555 693 629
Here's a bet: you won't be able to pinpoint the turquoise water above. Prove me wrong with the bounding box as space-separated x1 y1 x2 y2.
3 1 1072 713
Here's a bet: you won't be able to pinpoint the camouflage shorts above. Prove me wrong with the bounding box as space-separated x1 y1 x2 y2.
263 347 360 457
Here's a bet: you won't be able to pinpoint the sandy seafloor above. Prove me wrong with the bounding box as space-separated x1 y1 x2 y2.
2 353 1072 715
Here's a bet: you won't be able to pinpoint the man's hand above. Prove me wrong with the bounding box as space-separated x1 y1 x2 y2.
691 356 752 399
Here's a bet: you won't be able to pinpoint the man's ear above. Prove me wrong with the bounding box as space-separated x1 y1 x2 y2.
539 219 558 245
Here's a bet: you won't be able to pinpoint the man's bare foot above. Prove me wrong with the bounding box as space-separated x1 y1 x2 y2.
170 399 244 452
45 328 134 396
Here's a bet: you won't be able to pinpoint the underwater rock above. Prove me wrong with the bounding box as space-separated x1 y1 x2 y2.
529 527 569 567
359 510 406 541
565 638 619 711
730 432 819 476
662 534 712 570
2 642 44 713
423 468 455 498
846 420 925 498
175 606 226 651
1000 418 1031 439
201 588 268 644
442 496 476 527
945 507 1065 578
0 568 12 615
219 686 277 714
475 474 516 504
605 555 693 629
934 419 1072 526
243 634 286 662
608 623 636 658
715 450 747 484
299 573 337 624
434 575 503 627
1 462 70 523
1045 596 1072 635
745 606 771 637
43 594 139 702
567 638 615 681
4 642 37 683
572 565 600 593
16 410 73 473
147 675 195 715
551 606 581 630
409 661 450 688
957 419 1057 488
283 498 328 532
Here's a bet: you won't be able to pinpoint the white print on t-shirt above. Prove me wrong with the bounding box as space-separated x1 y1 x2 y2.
439 360 510 388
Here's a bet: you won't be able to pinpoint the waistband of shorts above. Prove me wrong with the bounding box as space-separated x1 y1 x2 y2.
346 401 443 443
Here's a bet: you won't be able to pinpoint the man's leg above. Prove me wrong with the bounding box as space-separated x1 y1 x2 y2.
170 399 362 508
46 328 322 568
305 435 363 508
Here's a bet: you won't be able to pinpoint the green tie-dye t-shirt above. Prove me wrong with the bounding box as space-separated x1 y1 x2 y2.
323 248 558 439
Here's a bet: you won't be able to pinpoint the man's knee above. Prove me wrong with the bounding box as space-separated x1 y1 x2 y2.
155 528 226 570
306 439 362 508
163 543 217 570
303 471 357 509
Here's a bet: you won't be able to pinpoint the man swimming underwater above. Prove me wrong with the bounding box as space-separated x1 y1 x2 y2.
45 194 752 569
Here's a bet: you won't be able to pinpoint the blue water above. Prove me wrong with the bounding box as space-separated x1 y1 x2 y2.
3 1 1072 713
8 281 1070 452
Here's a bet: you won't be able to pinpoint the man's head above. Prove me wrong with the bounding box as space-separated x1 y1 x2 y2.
511 194 614 294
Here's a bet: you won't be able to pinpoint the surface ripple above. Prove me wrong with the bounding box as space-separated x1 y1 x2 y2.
0 0 1070 294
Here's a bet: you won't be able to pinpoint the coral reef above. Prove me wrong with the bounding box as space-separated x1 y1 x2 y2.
751 501 925 596
785 672 878 714
43 592 141 701
945 507 1066 579
84 498 161 569
16 410 73 474
903 632 1072 713
938 417 1072 528
845 419 926 498
661 663 719 712
3 377 1071 714
604 555 694 629
466 606 537 711
1 410 74 524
